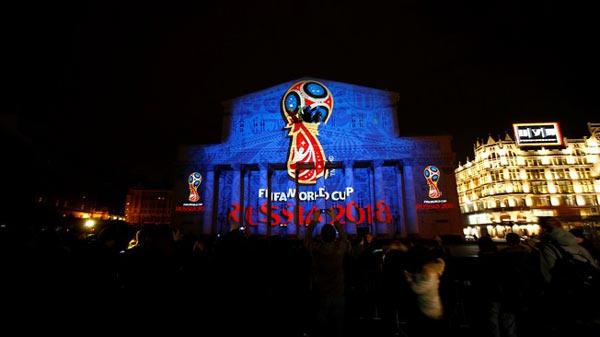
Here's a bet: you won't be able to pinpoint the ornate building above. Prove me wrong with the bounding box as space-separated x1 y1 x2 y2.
175 79 462 238
456 123 600 238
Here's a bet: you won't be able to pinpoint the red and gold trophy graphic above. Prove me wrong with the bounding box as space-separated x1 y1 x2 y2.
423 165 442 199
281 80 333 184
188 172 202 203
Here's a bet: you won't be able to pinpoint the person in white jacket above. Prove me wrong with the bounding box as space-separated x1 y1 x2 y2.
405 257 446 320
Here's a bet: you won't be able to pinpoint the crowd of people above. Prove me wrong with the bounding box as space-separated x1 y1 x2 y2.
1 214 599 337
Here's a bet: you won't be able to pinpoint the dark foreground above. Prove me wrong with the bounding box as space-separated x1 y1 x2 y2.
1 222 598 337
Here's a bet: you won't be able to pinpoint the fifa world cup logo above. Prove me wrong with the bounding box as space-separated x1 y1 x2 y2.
281 80 333 184
423 165 442 199
188 172 202 202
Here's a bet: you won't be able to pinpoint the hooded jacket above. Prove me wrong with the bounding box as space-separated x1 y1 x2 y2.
405 258 445 319
539 227 598 283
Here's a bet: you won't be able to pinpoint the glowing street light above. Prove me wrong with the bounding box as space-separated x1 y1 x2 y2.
84 219 96 229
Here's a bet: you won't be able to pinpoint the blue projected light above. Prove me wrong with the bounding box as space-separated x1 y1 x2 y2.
185 78 454 235
304 82 327 98
284 92 300 114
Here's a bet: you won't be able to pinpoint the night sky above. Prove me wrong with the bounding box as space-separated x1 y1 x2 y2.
3 1 599 211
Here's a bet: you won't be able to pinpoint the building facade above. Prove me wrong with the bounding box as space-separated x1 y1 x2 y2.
456 123 600 238
175 78 462 238
125 189 174 225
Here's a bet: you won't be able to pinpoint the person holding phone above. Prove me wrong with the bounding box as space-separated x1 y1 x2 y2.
304 208 348 337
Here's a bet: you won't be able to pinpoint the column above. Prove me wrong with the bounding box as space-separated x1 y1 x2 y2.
373 160 385 236
395 163 406 237
230 163 242 230
286 172 296 235
344 161 356 235
402 163 419 235
202 166 215 235
258 163 268 236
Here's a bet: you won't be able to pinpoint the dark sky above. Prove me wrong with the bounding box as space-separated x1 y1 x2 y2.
3 1 600 208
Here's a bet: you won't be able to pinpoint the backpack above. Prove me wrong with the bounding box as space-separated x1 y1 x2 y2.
547 240 600 297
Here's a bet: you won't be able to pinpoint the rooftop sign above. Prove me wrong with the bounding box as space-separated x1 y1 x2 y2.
513 122 563 147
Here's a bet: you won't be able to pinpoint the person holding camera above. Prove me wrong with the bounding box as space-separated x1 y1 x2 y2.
304 208 349 337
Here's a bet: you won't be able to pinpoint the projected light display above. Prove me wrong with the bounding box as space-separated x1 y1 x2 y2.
423 165 441 199
282 80 333 184
177 78 461 237
188 172 203 202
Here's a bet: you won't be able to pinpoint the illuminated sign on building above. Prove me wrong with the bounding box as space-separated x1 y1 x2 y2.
423 165 441 199
176 172 205 213
177 79 462 236
513 122 563 147
188 172 203 202
417 165 451 210
282 80 334 184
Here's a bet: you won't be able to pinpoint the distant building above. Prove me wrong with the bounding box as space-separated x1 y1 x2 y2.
455 122 600 238
125 189 173 225
33 192 125 221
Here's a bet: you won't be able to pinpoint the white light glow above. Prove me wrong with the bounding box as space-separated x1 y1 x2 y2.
520 169 528 180
569 168 579 179
84 219 96 228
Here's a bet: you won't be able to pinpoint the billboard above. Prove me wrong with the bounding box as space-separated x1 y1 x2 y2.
513 122 563 147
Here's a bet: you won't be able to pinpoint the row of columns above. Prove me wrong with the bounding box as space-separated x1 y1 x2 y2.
200 161 419 236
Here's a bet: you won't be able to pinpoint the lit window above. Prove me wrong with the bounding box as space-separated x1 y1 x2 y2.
519 169 527 180
576 195 586 206
525 197 533 207
569 168 579 179
550 196 560 206
548 182 557 193
541 156 551 165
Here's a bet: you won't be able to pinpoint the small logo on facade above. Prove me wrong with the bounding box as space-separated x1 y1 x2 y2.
188 172 202 202
423 165 442 199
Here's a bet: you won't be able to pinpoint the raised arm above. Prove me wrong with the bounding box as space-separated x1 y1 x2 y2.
327 208 346 241
304 211 320 249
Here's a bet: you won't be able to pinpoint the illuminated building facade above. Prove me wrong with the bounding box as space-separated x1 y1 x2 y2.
455 122 600 237
175 79 462 238
33 192 125 221
125 189 174 225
